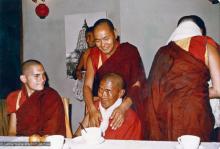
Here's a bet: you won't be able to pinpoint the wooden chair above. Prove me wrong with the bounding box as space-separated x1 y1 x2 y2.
0 99 9 136
61 97 73 138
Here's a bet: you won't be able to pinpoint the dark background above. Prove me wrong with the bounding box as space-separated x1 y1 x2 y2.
0 0 22 99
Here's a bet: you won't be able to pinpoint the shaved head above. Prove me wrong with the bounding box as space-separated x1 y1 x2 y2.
99 73 125 109
101 73 125 90
93 18 115 32
21 59 43 75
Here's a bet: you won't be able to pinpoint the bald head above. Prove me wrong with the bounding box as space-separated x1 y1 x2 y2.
21 59 43 75
101 73 125 90
99 73 125 109
93 18 115 32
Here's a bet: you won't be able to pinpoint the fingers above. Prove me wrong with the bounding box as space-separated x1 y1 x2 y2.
98 111 103 122
89 110 102 127
110 110 124 130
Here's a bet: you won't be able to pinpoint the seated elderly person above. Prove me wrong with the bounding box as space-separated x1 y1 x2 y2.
6 59 66 136
74 73 142 140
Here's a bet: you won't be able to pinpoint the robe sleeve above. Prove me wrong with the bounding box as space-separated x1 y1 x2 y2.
126 46 147 104
105 109 143 140
6 91 19 114
120 109 143 140
40 89 66 136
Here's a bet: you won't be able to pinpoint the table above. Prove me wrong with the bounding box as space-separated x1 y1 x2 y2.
0 136 219 149
63 137 220 149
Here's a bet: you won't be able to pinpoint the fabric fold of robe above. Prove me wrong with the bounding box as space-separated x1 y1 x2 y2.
90 42 148 135
94 100 143 140
145 41 214 141
7 87 66 136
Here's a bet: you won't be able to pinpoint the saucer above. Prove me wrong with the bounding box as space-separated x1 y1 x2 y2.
71 136 105 145
175 144 205 149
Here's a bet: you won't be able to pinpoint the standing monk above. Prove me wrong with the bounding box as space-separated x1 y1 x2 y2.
6 59 66 136
83 19 147 134
145 15 220 141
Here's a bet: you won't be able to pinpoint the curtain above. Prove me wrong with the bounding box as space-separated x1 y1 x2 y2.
0 0 22 99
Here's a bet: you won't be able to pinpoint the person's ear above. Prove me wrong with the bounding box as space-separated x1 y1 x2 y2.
119 89 125 98
20 75 27 84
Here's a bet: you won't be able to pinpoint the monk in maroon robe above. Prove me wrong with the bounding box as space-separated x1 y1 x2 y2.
94 99 142 140
90 43 147 126
145 15 220 141
7 59 66 136
83 19 147 137
75 73 142 140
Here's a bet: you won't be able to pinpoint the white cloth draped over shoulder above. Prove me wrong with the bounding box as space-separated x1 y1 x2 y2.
99 98 122 136
167 20 202 44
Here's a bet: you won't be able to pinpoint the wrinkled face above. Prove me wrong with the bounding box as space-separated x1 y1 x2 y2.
20 64 46 95
94 23 117 55
86 32 95 48
98 79 123 109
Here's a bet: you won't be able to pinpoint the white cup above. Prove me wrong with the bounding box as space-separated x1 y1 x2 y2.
178 135 200 149
46 135 64 149
81 127 102 144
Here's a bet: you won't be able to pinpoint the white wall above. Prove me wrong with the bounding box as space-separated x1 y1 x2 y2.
22 0 120 132
22 0 220 132
120 0 220 75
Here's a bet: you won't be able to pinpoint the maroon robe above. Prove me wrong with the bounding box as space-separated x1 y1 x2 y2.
94 101 143 140
145 41 214 141
90 42 148 136
7 87 66 136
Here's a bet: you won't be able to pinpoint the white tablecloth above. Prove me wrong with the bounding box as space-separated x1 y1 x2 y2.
0 136 219 149
63 137 220 149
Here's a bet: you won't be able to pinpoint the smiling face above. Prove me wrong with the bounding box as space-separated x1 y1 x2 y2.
20 64 46 96
98 77 125 109
93 23 117 56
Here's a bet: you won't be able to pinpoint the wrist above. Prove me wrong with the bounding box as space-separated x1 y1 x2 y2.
88 104 96 113
120 98 132 111
118 103 127 113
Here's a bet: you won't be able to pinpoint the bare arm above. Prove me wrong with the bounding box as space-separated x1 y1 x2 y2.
110 96 132 130
74 114 89 137
83 57 102 127
8 113 17 136
207 43 220 99
110 48 144 130
110 81 140 130
75 52 86 80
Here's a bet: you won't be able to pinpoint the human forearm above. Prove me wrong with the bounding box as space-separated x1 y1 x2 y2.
209 87 220 99
110 97 132 130
208 44 220 99
74 114 89 137
119 96 132 111
76 52 85 71
83 86 96 112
